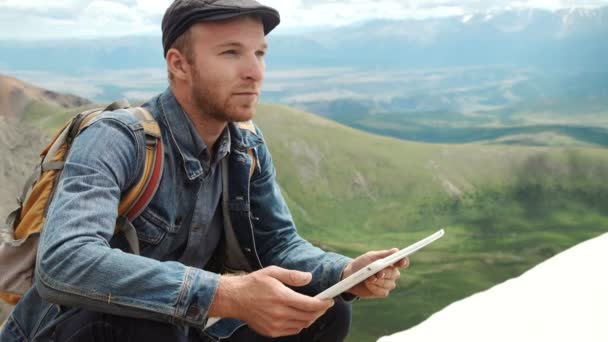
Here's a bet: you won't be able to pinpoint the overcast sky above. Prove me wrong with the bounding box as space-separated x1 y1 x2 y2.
1 0 607 40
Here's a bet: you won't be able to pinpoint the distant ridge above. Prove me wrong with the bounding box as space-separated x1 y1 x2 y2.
0 74 91 119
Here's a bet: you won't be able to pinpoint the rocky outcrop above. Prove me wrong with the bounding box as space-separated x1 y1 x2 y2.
0 117 47 323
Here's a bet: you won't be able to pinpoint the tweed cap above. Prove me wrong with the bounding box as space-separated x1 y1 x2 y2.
161 0 280 58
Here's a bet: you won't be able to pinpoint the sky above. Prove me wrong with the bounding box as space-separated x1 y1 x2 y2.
0 0 608 40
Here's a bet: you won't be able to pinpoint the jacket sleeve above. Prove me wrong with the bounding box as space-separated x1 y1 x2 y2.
248 127 353 297
35 114 219 328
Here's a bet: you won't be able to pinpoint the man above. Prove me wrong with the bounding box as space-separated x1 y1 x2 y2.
0 0 408 341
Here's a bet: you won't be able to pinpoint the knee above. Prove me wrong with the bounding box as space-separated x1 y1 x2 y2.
331 300 352 336
313 299 351 341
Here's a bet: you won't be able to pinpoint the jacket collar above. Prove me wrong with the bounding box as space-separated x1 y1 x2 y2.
227 120 264 152
158 88 263 180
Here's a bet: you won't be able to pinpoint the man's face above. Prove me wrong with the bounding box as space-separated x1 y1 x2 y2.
188 17 267 122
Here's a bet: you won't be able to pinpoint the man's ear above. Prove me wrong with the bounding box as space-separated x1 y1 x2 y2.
167 49 191 82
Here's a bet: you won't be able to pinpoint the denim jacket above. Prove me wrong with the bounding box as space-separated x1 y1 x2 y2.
2 88 351 341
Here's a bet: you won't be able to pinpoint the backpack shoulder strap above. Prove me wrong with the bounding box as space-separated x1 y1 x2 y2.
71 105 163 222
118 107 164 222
110 107 164 255
236 121 259 178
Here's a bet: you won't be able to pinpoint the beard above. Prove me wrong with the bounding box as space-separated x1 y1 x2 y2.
190 66 257 123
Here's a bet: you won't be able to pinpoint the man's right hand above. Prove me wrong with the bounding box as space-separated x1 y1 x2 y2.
209 266 334 337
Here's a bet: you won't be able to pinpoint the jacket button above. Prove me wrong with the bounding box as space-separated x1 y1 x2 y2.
244 248 252 253
186 304 200 318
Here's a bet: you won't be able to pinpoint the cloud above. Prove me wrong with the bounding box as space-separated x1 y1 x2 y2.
0 0 607 39
0 0 170 39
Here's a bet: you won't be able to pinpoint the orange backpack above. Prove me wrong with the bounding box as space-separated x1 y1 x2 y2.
0 100 164 305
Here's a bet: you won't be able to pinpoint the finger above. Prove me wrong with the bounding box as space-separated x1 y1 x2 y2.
372 266 399 281
284 304 328 322
281 289 334 313
264 304 324 332
365 248 400 262
275 308 329 334
285 318 315 329
264 266 312 287
393 257 409 268
383 267 400 281
286 311 323 329
366 273 380 284
364 281 391 297
367 274 397 289
278 327 304 338
261 324 303 338
365 270 398 291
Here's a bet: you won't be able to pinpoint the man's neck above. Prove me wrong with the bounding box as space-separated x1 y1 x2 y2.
173 88 226 156
190 113 226 159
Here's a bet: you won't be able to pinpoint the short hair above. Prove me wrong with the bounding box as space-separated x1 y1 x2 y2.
167 28 195 82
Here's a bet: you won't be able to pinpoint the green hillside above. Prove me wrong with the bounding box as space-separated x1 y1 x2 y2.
316 95 608 148
329 110 608 148
254 104 608 341
20 101 608 341
22 101 96 136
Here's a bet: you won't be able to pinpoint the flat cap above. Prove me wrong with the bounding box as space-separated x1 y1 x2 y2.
162 0 280 58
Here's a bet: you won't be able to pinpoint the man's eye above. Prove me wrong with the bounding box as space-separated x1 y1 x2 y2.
223 50 238 55
256 50 266 58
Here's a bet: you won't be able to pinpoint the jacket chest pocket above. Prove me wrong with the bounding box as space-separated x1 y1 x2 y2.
131 207 183 255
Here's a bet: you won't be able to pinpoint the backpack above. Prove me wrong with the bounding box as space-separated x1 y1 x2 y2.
0 100 164 305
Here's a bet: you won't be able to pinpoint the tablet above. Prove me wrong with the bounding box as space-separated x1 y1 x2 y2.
315 229 445 300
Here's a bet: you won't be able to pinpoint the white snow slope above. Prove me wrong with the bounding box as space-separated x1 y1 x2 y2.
379 233 608 342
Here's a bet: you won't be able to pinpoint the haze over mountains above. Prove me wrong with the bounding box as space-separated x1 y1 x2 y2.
2 6 606 150
1 7 607 71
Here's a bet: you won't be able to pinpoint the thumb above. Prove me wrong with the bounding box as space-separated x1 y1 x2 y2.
365 248 399 261
264 266 312 287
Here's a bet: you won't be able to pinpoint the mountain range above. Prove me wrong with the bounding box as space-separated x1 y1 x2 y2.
1 7 607 73
2 7 606 153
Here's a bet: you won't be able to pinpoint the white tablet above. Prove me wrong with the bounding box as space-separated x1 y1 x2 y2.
315 229 445 300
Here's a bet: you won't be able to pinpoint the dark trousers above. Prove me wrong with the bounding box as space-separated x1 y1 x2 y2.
46 301 351 342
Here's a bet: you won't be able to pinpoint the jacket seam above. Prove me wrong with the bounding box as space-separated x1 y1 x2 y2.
36 266 182 321
6 315 28 341
173 267 192 323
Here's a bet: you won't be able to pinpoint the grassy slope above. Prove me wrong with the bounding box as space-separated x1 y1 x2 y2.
21 101 98 136
19 101 608 341
254 104 608 341
322 96 608 148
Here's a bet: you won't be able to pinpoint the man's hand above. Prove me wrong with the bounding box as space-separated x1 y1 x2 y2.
342 249 410 298
209 266 334 338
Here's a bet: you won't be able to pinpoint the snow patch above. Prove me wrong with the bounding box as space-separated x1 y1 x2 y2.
378 233 608 342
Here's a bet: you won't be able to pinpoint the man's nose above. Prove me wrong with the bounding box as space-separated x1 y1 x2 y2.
241 54 264 82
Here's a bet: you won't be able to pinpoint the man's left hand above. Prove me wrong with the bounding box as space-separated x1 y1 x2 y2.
341 249 409 298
